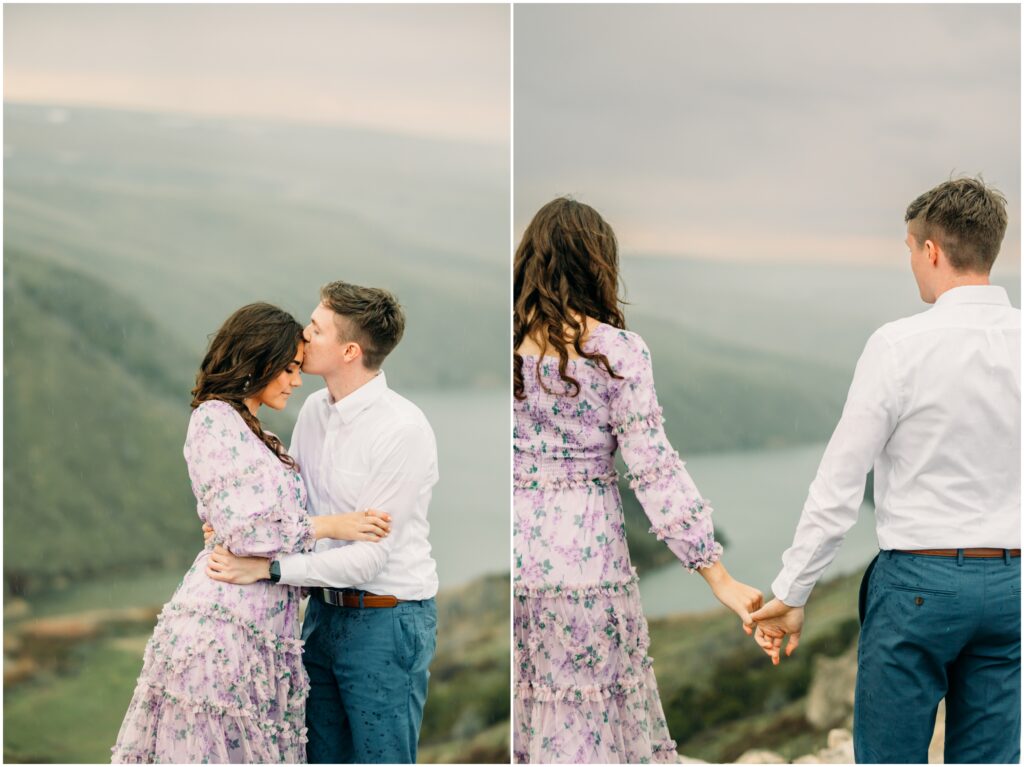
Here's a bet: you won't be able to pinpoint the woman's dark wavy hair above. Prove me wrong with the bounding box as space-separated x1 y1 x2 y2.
514 197 626 400
191 302 305 470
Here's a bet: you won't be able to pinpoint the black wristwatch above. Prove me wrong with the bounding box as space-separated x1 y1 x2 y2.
267 560 281 583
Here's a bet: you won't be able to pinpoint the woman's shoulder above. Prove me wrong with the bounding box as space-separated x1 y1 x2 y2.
187 400 249 443
588 323 651 364
191 398 241 422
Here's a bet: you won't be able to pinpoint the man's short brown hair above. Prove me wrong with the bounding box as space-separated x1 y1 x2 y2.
320 281 405 369
904 176 1008 273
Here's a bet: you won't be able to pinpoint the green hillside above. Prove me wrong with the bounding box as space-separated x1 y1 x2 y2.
625 310 851 455
3 250 203 594
4 103 508 391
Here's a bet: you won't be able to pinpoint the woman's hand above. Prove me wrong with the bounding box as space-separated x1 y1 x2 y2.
206 545 271 584
202 522 215 545
313 509 392 542
698 561 764 632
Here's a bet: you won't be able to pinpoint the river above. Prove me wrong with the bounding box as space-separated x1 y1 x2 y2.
638 442 879 617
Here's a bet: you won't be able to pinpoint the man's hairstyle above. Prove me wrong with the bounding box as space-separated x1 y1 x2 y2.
904 176 1008 273
320 281 405 370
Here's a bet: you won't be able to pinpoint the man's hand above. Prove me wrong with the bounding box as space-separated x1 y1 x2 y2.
206 544 271 585
202 523 215 545
750 598 804 665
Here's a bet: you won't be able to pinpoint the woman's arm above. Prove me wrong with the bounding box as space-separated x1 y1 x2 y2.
203 509 391 546
608 333 762 626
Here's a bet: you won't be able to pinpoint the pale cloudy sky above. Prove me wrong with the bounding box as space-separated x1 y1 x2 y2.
4 4 509 144
515 4 1021 271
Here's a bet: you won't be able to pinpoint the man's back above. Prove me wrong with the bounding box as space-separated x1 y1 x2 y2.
873 285 1020 548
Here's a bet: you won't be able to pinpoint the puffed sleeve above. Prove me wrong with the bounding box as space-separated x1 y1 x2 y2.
607 331 723 571
184 401 316 558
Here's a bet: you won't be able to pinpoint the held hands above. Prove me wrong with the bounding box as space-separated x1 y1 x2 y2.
749 598 804 665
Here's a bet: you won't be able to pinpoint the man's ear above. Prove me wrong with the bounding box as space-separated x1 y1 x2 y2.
342 341 363 364
925 238 941 268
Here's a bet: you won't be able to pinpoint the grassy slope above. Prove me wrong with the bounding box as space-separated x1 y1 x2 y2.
649 569 863 762
3 572 511 764
3 250 202 593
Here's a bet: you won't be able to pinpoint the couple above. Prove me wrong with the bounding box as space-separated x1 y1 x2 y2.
513 178 1019 764
112 282 439 764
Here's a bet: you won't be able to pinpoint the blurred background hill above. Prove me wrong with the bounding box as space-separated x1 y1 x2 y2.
4 99 511 762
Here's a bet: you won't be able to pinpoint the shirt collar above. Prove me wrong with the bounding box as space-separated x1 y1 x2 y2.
326 371 388 424
934 284 1011 308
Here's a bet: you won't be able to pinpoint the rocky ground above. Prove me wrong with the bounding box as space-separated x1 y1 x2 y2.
678 640 946 764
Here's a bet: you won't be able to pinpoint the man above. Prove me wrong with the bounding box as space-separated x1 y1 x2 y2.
208 281 439 764
751 177 1020 763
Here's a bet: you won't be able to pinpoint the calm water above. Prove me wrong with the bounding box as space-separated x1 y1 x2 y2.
638 442 879 617
30 388 509 617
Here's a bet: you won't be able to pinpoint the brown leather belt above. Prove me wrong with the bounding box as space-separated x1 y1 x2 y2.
897 548 1021 558
316 587 404 608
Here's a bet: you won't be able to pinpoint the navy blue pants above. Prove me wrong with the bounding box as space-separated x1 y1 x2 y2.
301 592 437 764
854 550 1021 763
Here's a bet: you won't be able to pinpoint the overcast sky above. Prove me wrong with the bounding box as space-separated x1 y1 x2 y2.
4 4 509 144
515 4 1020 271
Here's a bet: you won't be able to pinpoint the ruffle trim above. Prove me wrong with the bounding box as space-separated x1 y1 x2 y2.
112 600 308 763
624 454 687 491
110 685 308 763
514 470 618 491
514 571 639 599
612 408 664 435
647 499 723 572
647 496 713 539
515 678 650 702
158 601 305 657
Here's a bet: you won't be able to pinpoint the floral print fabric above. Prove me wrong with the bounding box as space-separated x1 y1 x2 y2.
514 324 722 763
112 400 317 763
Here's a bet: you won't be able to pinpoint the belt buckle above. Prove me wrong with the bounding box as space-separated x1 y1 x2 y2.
321 588 343 607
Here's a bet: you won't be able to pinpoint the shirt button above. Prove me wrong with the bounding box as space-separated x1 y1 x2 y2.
914 596 924 606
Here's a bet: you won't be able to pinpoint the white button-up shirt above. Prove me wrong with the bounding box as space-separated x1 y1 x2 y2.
277 372 440 600
772 285 1021 607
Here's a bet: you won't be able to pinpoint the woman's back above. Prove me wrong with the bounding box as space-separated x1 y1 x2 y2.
514 323 721 591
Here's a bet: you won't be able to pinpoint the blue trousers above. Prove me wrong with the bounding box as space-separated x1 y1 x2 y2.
854 550 1021 763
301 592 437 764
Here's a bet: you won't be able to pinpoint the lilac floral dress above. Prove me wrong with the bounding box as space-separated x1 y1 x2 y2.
112 400 317 763
514 324 723 764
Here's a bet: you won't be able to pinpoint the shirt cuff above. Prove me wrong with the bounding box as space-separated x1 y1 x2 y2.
277 552 308 587
771 571 811 608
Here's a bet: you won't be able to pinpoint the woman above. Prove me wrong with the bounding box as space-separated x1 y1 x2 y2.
112 303 389 763
513 199 763 763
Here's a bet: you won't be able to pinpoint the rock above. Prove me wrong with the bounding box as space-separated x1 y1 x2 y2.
3 654 39 686
3 598 30 621
19 615 101 643
791 727 854 763
4 632 22 655
735 749 786 763
827 728 852 750
806 642 857 730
